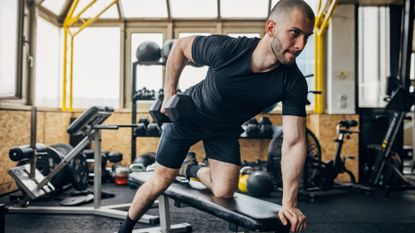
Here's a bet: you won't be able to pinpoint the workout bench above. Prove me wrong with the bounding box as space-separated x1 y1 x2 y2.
129 172 289 233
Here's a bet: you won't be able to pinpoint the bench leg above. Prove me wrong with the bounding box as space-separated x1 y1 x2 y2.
132 195 192 233
159 195 171 233
1 204 5 233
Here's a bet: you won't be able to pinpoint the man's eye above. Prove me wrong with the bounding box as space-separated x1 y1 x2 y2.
291 30 300 36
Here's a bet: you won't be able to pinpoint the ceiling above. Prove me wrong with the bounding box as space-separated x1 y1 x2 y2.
37 0 405 23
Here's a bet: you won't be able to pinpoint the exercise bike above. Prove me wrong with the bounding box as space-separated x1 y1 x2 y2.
267 119 371 200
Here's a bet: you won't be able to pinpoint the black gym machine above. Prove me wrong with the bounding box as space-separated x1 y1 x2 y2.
6 106 158 224
364 0 415 193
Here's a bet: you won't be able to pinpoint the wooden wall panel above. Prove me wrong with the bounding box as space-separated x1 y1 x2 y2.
43 112 72 145
0 110 31 194
0 109 360 195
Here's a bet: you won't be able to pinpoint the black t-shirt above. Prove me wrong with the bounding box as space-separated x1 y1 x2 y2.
185 35 307 131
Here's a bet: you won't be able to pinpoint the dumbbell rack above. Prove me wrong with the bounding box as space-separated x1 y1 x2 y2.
131 60 165 162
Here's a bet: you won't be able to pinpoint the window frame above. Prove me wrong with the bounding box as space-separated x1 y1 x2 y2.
0 0 24 100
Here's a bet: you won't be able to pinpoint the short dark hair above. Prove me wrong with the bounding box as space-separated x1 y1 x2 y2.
269 0 315 23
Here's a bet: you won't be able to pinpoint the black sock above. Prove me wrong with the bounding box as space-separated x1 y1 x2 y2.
118 214 137 233
187 164 203 178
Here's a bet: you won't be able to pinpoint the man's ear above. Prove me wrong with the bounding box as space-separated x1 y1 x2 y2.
265 19 276 37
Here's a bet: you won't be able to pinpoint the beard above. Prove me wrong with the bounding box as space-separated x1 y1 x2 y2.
271 37 296 65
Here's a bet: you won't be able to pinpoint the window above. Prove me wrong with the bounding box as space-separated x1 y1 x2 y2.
221 0 268 18
296 35 315 105
227 33 260 38
170 0 216 18
358 7 389 108
122 0 167 18
72 27 121 108
131 33 163 93
35 17 61 108
178 32 211 91
72 0 118 19
0 0 20 98
42 0 66 15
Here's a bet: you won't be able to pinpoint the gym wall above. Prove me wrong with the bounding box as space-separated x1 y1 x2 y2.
0 108 358 195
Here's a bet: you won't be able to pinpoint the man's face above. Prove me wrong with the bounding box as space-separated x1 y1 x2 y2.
270 9 314 65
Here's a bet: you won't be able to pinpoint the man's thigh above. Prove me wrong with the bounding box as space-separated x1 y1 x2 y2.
156 123 200 169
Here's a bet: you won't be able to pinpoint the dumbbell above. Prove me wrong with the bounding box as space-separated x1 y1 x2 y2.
258 117 273 138
149 94 196 124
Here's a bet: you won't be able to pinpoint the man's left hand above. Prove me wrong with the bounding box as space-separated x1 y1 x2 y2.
278 205 307 232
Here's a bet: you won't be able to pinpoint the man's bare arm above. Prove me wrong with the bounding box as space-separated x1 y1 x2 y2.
162 36 196 113
279 115 307 232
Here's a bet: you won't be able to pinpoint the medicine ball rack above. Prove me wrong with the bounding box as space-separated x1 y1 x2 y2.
7 106 158 224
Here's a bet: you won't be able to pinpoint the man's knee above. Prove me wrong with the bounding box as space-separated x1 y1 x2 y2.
147 164 178 191
212 184 236 198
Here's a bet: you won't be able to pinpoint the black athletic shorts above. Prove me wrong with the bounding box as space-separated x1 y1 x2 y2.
155 121 243 169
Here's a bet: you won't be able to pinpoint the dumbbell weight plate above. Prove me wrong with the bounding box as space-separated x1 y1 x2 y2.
165 94 196 122
51 144 89 191
69 153 89 191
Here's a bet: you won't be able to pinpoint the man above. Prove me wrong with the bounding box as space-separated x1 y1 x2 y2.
120 0 314 232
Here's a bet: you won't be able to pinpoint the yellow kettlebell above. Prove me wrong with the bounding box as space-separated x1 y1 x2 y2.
238 166 253 193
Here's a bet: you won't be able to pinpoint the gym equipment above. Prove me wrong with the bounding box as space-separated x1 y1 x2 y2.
135 122 148 136
60 194 94 206
147 122 162 136
268 128 322 187
136 41 161 63
238 167 273 197
51 143 89 191
258 116 274 138
243 118 260 138
134 152 156 168
238 167 253 193
133 87 156 101
9 144 48 162
149 94 196 124
114 167 129 185
15 146 72 191
130 171 289 233
361 0 415 194
268 120 371 199
162 39 175 59
7 106 158 224
247 171 274 197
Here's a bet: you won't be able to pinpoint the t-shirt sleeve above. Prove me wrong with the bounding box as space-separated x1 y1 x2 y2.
191 35 236 69
282 68 308 117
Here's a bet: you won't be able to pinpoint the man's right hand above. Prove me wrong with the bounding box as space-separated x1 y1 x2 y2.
160 95 172 115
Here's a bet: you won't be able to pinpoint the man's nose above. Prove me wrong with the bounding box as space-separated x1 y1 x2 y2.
294 36 307 51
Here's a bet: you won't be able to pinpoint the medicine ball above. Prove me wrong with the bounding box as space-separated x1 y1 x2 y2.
247 171 274 197
162 39 175 59
134 152 156 169
136 41 161 62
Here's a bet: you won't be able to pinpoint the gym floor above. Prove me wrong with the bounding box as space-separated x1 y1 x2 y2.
2 179 415 233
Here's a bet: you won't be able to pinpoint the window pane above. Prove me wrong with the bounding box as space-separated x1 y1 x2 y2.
271 0 318 14
0 0 18 98
131 33 163 93
73 0 118 19
35 17 61 108
42 0 66 15
227 33 260 38
73 27 120 108
170 0 217 18
358 7 388 108
122 0 167 18
221 0 268 18
178 33 211 91
296 35 315 105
